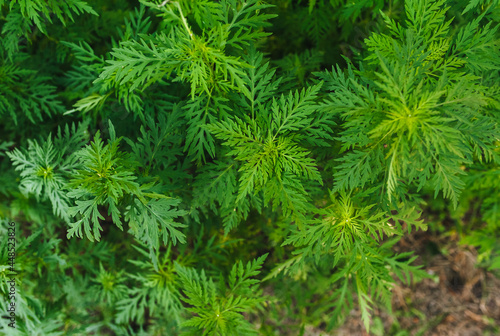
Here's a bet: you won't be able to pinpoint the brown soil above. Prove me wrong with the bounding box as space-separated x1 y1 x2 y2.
333 231 500 336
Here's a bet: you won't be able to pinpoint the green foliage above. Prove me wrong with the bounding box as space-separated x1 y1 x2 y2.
115 244 183 328
97 0 274 97
3 0 97 30
0 63 65 123
176 254 267 335
0 0 97 59
274 191 427 330
1 0 499 335
319 0 499 209
206 82 333 221
67 121 142 241
65 120 187 270
7 122 88 220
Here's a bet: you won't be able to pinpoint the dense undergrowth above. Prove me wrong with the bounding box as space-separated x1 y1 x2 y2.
0 0 499 335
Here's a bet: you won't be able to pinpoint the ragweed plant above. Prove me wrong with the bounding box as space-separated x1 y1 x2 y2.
1 0 498 334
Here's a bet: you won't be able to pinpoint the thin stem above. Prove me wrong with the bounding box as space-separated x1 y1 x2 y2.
175 2 194 40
